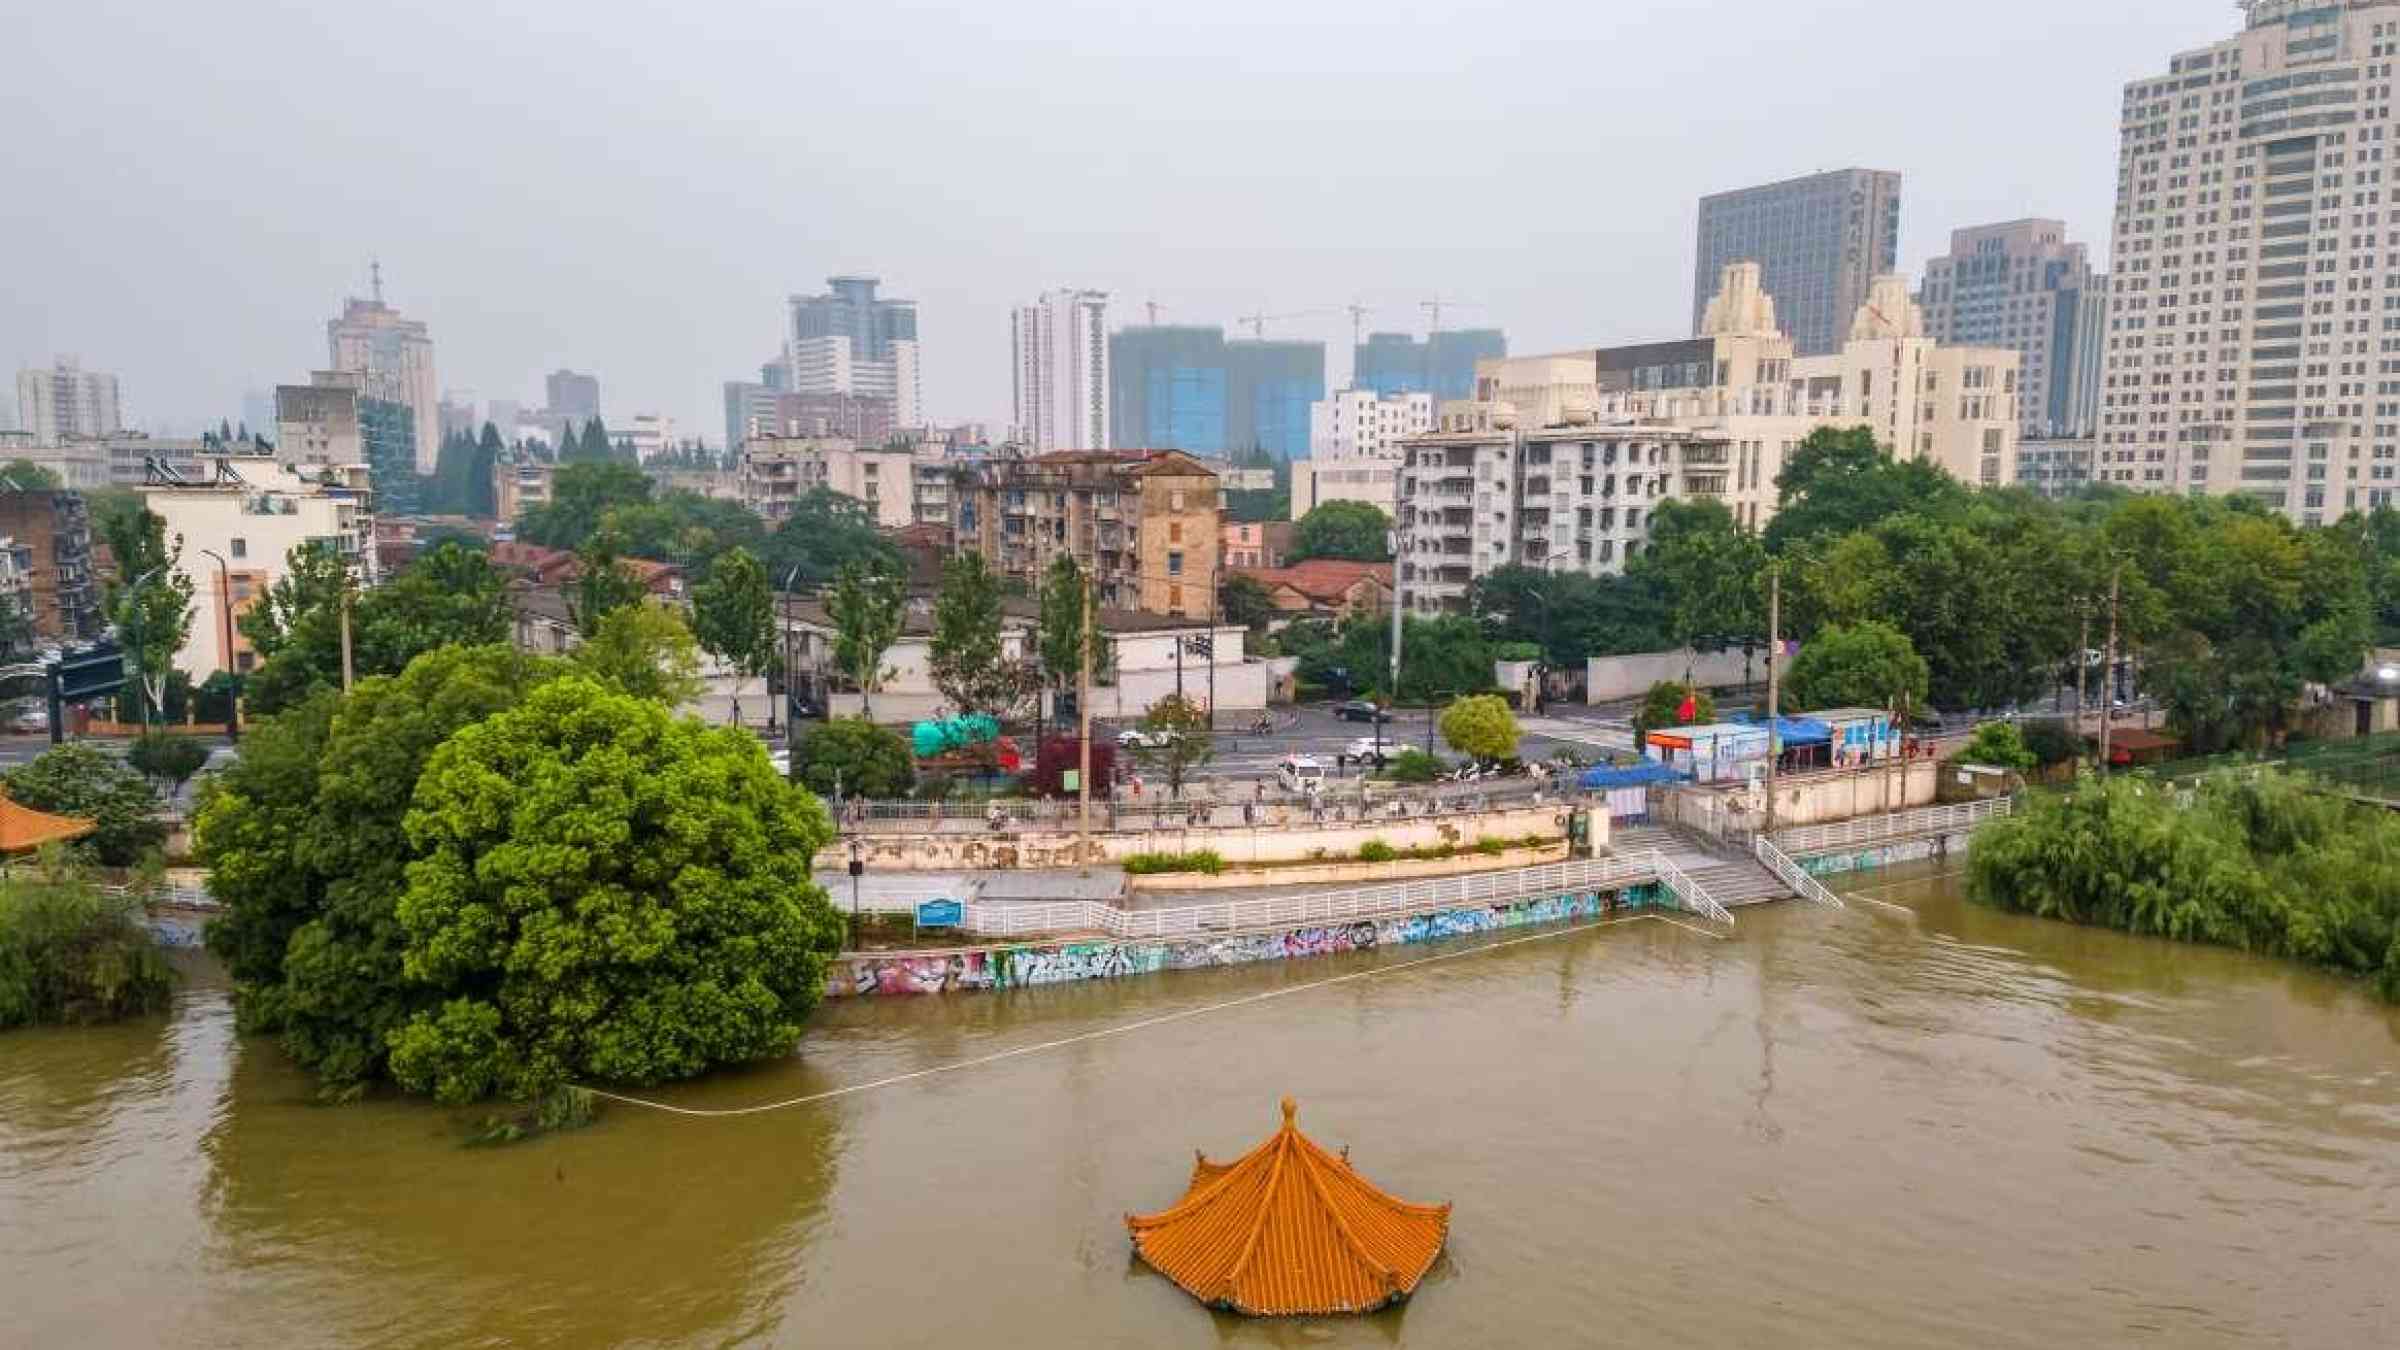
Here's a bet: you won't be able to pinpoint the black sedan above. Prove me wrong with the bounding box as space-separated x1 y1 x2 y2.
1335 699 1394 724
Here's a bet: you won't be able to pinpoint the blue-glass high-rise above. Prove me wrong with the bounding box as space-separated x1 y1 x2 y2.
1353 330 1506 402
1109 328 1323 458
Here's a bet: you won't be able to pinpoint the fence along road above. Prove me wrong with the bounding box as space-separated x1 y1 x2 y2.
835 775 1562 834
859 851 1723 941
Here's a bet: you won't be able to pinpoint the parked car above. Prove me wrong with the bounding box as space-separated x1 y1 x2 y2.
1340 736 1390 767
1117 727 1182 750
1335 699 1394 724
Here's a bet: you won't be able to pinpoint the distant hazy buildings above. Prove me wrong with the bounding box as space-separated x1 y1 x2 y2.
276 371 420 516
1694 168 1902 357
1919 220 2107 439
1109 326 1323 459
437 392 480 442
1295 389 1428 522
325 272 439 472
1011 289 1110 451
789 275 920 429
1398 263 2019 613
545 369 601 422
2097 0 2400 524
1353 331 1506 402
14 358 122 442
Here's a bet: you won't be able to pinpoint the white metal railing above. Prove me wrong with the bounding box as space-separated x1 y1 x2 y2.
1755 836 1842 910
1770 797 2014 858
1650 853 1734 925
901 853 1688 943
837 774 1565 834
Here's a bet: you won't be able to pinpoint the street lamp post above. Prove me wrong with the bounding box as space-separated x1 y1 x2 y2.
197 549 239 743
121 564 167 735
845 837 864 946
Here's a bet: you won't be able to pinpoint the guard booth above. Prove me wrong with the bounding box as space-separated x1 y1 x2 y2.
1644 722 1769 784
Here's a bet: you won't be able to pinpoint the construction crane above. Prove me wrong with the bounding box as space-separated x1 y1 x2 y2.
1143 299 1167 326
1233 308 1335 339
1421 297 1484 338
1347 302 1372 352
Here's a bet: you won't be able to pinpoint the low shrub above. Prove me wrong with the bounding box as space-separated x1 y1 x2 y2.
1122 850 1225 876
1357 840 1398 863
1385 750 1443 784
0 860 175 1028
1473 837 1508 856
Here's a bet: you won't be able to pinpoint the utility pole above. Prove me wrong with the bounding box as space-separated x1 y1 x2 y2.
1144 300 1163 327
1383 521 1405 764
2099 564 2121 773
1078 570 1093 853
339 567 356 694
1764 563 1781 838
2075 607 2091 740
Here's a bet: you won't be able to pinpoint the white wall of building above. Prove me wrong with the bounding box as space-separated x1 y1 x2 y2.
142 462 375 677
1309 389 1431 461
1013 290 1111 452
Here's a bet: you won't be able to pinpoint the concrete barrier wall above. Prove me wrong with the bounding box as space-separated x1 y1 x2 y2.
821 805 1576 872
1665 762 1936 838
826 885 1667 998
1586 648 1777 705
1128 842 1569 891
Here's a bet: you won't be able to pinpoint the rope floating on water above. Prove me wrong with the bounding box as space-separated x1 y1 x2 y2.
580 911 1725 1120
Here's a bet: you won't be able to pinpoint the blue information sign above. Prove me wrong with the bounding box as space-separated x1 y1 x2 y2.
915 899 965 929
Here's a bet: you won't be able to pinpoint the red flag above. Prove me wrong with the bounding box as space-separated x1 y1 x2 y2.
1676 691 1697 724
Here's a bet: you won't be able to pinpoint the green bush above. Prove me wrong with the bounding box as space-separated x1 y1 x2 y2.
128 732 212 795
2019 719 2082 766
1386 749 1442 783
1473 837 1508 856
3 744 168 866
1956 721 2037 774
1969 769 2400 1002
0 860 174 1027
1122 850 1225 876
1358 840 1398 863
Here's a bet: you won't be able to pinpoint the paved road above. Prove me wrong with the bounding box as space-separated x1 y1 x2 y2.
1104 701 1639 788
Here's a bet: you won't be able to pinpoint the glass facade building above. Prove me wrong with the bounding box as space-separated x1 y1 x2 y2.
1110 327 1324 458
358 397 419 516
1693 169 1902 357
1354 330 1507 401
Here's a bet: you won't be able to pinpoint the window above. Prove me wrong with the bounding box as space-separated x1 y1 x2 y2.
1169 522 1183 543
1167 551 1184 576
230 538 247 560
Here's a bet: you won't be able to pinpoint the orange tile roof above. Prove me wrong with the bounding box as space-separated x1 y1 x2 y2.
1126 1099 1450 1317
0 794 97 854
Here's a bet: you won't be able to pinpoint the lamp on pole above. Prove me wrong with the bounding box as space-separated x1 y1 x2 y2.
121 563 167 734
197 549 239 743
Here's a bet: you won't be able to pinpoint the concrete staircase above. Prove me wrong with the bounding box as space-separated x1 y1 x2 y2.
1610 823 1795 909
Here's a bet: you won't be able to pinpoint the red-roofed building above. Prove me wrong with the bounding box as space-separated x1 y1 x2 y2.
1229 560 1392 622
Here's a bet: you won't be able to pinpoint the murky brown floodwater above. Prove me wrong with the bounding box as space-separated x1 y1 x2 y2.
6 864 2398 1349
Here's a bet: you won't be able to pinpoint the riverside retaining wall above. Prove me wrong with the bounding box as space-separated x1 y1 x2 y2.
821 805 1576 872
825 884 1666 998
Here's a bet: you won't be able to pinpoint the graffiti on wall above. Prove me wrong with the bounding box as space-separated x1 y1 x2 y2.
825 888 1680 998
1799 838 1942 879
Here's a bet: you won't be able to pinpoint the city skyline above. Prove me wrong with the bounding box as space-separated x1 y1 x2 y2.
3 1 2226 444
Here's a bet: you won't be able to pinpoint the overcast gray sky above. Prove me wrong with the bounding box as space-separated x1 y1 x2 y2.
3 0 2230 441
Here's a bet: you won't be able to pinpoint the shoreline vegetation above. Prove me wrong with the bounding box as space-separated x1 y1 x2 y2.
0 853 175 1028
1968 769 2400 1002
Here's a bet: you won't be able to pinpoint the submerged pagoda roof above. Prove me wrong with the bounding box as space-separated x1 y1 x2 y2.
1125 1099 1451 1317
0 794 96 855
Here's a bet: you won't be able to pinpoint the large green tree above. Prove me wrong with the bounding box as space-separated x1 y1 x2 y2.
691 546 778 721
795 717 914 799
514 461 652 545
573 603 704 707
242 541 513 717
1336 614 1494 704
3 745 169 867
1782 620 1930 717
388 677 845 1103
1291 501 1394 562
928 553 1033 722
567 527 651 638
1764 426 1970 553
201 646 568 1094
1130 693 1214 798
828 558 907 721
1630 498 1765 659
759 488 901 586
99 505 195 722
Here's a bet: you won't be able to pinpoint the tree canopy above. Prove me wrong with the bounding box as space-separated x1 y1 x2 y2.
1783 620 1929 716
759 488 902 587
1439 694 1520 762
795 717 914 799
389 678 844 1102
3 745 168 867
242 541 513 717
928 553 1033 722
1291 501 1393 562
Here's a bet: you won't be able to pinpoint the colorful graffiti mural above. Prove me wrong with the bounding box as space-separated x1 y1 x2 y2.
827 886 1681 998
1799 838 1945 879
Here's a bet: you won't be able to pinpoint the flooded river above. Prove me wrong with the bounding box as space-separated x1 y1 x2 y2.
6 864 2398 1348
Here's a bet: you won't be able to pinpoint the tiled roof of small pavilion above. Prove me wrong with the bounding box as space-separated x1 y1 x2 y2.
1125 1099 1450 1317
0 794 97 854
